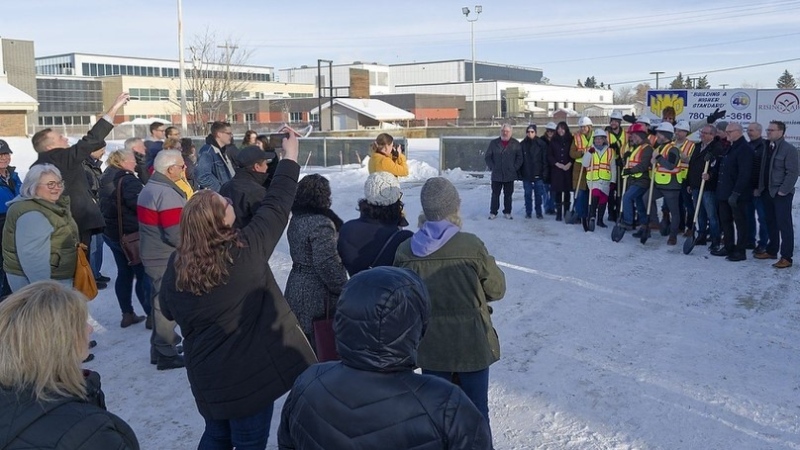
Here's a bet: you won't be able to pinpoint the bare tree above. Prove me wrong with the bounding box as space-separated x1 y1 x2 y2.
613 85 635 104
634 83 651 104
182 28 254 135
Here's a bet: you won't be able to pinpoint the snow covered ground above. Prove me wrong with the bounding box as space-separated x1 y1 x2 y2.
4 136 800 449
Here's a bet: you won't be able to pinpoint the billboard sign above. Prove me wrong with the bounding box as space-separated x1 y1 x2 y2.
756 90 800 142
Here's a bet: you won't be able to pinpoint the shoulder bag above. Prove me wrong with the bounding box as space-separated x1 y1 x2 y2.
117 178 141 266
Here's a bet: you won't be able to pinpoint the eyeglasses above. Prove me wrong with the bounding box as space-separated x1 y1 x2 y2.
766 128 779 132
221 131 233 136
526 130 536 134
156 128 166 133
222 196 233 207
39 181 65 189
171 164 186 170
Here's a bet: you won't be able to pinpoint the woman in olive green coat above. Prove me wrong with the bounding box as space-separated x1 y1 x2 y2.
393 177 505 443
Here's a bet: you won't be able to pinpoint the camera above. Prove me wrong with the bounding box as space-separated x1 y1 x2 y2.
268 132 290 150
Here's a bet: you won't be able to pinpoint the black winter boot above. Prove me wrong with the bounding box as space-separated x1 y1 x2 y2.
597 203 608 228
555 203 563 221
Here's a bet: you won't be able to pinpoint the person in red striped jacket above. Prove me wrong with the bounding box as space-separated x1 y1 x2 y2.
137 149 186 370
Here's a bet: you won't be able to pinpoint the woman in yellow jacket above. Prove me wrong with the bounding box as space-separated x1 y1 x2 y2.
367 133 408 177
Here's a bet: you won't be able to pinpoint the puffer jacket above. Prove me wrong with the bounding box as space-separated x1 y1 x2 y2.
278 266 492 450
0 371 139 449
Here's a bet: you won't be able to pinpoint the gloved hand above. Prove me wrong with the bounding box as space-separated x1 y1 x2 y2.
610 143 620 152
707 108 727 123
588 147 596 154
622 168 633 176
728 192 739 207
622 114 637 124
623 151 632 159
615 157 624 168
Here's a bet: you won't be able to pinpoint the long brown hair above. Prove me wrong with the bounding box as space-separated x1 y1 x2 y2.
174 190 241 295
370 133 393 154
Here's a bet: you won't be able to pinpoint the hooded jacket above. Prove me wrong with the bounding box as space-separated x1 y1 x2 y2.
195 135 238 192
0 166 22 220
278 267 492 450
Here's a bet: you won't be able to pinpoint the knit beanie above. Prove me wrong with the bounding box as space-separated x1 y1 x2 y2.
420 177 460 221
364 171 402 206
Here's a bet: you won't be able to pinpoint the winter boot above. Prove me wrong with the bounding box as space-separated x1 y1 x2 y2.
555 203 563 221
597 203 608 228
121 312 146 328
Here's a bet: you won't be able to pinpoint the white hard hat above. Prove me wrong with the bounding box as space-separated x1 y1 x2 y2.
656 122 675 134
636 114 652 125
593 129 607 138
545 122 557 130
675 120 690 132
578 116 593 127
610 110 623 121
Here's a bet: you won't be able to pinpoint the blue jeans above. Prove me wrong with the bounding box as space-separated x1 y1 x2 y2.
423 368 491 439
104 236 151 316
522 179 546 216
747 196 769 248
199 403 274 450
692 190 720 242
543 183 555 212
575 189 589 219
90 233 104 278
622 185 648 226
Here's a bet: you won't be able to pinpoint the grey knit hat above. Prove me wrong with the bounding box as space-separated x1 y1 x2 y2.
420 177 460 221
364 171 402 206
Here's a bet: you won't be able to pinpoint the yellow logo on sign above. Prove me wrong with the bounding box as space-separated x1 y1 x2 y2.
649 93 685 117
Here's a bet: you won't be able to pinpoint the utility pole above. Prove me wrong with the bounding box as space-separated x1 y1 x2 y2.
720 84 729 89
218 41 238 123
177 0 187 134
649 71 665 89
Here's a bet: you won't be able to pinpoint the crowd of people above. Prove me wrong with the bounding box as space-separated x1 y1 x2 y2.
484 113 798 268
0 99 505 449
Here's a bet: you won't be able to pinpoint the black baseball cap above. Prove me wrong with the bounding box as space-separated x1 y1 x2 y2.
237 145 268 168
0 139 12 154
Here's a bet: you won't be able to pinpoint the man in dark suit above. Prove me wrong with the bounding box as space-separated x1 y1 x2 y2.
712 122 752 261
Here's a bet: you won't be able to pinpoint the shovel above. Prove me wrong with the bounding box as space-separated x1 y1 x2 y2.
564 164 585 224
683 160 710 254
611 176 629 242
584 157 595 232
640 167 656 244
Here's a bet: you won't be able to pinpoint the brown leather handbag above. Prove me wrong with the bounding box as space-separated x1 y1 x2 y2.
117 178 141 266
73 244 98 300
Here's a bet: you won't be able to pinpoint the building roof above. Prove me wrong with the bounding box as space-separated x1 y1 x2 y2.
310 98 415 121
0 81 38 111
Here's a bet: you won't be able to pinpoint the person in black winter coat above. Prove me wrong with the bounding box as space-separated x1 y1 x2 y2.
278 266 492 450
484 124 522 219
547 122 574 221
518 124 550 219
31 93 128 247
338 171 413 276
100 150 151 328
82 148 107 284
712 123 752 261
0 281 139 449
746 122 769 253
220 146 271 229
686 126 722 247
160 134 316 449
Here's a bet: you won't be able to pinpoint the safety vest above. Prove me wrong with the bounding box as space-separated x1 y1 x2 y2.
675 140 695 184
654 143 681 185
624 145 646 179
609 129 627 153
648 134 657 147
586 148 613 181
573 133 592 163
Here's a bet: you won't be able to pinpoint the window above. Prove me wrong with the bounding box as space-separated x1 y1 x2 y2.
98 64 106 76
289 112 303 122
82 63 89 76
112 65 120 75
105 64 112 75
245 113 256 122
377 72 388 86
129 88 169 101
175 90 196 101
134 66 141 76
89 63 98 76
309 113 319 123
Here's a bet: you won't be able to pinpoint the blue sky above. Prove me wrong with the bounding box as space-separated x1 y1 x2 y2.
3 0 798 90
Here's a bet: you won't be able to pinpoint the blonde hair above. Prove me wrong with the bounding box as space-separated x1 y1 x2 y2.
107 149 134 169
370 133 394 154
417 211 462 229
0 281 89 401
164 137 182 151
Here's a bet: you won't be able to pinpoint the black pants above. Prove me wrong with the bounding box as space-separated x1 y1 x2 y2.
718 199 750 254
762 192 795 260
490 181 514 215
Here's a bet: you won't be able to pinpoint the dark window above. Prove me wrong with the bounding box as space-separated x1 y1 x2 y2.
112 65 120 75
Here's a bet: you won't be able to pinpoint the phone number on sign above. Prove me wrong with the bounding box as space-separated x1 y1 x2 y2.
687 112 752 121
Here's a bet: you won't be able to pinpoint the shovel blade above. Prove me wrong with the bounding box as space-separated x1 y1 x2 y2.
611 224 625 242
683 231 697 254
564 210 574 223
588 218 596 232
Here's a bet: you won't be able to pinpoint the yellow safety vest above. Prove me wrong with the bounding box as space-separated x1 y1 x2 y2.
587 148 613 181
573 133 592 163
609 129 627 153
675 140 695 184
624 145 646 179
654 143 681 185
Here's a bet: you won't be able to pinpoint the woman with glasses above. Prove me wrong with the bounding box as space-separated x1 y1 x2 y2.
284 174 348 349
99 150 151 328
2 164 79 292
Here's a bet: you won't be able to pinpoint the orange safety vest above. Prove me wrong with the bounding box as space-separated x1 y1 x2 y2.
586 148 613 181
624 145 646 179
648 134 657 147
654 143 681 185
573 133 592 162
676 140 695 184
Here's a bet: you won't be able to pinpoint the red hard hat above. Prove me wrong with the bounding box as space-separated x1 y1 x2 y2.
628 122 648 134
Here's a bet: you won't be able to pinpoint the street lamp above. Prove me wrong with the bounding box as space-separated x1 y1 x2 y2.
463 5 482 126
649 71 665 89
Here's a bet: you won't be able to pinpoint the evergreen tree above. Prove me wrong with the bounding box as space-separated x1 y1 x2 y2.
684 77 695 89
588 76 597 88
577 79 584 87
696 75 710 89
777 69 797 89
669 72 685 89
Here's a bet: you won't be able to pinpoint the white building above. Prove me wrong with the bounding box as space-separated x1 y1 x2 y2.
279 62 391 96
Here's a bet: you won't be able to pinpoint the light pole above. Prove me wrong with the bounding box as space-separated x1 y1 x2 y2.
720 84 729 89
463 5 482 126
650 71 665 89
177 0 188 134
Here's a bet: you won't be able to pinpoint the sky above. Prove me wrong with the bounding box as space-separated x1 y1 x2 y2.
3 0 799 91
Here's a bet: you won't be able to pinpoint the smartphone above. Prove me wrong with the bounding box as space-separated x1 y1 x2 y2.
268 132 290 150
397 143 406 154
